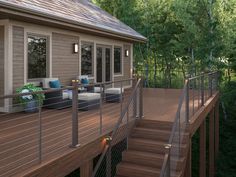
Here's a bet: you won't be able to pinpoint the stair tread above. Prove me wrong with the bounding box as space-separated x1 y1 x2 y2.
133 127 171 133
130 137 188 147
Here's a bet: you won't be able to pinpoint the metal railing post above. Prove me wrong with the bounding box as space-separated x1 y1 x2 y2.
120 81 123 113
209 74 213 97
185 79 190 123
139 77 144 119
99 84 103 135
71 80 80 148
201 73 205 106
38 103 42 163
165 145 171 177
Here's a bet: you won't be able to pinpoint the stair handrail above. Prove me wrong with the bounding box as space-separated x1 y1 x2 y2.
160 71 219 177
91 78 142 177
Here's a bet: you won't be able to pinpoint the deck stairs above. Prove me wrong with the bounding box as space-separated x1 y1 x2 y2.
115 119 190 177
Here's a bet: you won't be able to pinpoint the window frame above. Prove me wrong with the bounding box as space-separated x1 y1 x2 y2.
81 41 94 77
113 46 123 76
26 32 50 82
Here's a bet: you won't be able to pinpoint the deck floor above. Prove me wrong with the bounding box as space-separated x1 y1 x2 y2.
0 88 202 177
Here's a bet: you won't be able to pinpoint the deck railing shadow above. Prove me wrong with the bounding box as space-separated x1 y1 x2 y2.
0 78 138 177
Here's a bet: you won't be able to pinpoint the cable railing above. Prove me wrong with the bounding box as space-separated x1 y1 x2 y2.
92 78 143 177
160 71 219 177
0 78 137 177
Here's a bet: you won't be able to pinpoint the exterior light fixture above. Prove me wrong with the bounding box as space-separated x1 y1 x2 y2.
73 43 79 53
125 49 129 57
104 136 112 144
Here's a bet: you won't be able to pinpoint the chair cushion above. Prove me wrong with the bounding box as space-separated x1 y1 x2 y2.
105 88 124 94
49 80 61 88
62 90 71 99
78 93 100 101
94 87 103 93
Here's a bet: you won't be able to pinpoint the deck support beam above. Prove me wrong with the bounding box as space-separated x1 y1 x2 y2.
80 160 93 177
199 120 206 177
209 108 215 177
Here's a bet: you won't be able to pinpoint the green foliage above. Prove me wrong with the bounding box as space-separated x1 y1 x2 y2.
16 83 45 106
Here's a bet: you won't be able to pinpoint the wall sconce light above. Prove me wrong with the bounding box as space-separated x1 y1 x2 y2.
125 49 129 57
73 43 79 53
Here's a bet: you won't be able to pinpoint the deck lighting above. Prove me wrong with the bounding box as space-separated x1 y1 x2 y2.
73 43 79 53
125 49 129 57
104 136 112 144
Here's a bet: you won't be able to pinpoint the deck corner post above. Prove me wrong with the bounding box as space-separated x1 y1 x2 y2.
209 108 215 177
71 80 79 148
81 160 93 177
215 100 219 157
139 77 144 119
185 79 190 123
201 73 205 106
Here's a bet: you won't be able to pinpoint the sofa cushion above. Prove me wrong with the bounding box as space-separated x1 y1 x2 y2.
105 88 124 94
49 80 61 88
78 93 100 101
62 90 71 99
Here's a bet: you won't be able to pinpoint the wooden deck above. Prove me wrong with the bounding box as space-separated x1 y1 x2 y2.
0 88 217 177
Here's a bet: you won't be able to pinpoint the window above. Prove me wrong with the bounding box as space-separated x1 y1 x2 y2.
27 34 48 79
81 42 93 76
114 47 122 74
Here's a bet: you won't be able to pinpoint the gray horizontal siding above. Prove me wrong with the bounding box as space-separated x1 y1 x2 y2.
0 26 4 107
52 33 79 86
114 44 131 87
13 26 24 93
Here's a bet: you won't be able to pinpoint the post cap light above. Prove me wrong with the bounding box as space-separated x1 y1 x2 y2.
125 49 129 57
73 43 79 53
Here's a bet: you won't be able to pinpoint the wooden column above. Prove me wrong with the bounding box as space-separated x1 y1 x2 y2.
80 160 93 177
209 108 215 177
215 101 219 157
199 120 206 177
185 138 192 177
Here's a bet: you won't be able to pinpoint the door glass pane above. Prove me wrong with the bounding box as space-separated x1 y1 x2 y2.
96 47 103 83
81 43 93 75
28 35 47 79
105 48 111 82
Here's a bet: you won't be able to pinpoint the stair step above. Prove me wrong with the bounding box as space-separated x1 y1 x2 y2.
129 138 187 155
122 150 164 168
136 119 173 130
116 162 160 177
132 127 170 142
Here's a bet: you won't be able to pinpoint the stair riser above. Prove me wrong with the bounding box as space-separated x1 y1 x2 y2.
129 140 187 156
122 152 163 168
132 129 170 142
116 165 159 177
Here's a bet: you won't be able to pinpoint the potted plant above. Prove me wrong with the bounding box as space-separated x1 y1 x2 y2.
16 83 45 113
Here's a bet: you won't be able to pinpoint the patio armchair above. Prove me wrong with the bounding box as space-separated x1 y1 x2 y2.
42 78 72 109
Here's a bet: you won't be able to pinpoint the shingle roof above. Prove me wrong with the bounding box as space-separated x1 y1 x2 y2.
0 0 146 42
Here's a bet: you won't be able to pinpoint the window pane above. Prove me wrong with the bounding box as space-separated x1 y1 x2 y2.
114 47 121 74
28 35 47 79
81 43 93 75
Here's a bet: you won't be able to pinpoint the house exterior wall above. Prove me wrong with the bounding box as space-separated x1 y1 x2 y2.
52 33 80 86
12 26 24 92
0 26 4 107
8 20 133 94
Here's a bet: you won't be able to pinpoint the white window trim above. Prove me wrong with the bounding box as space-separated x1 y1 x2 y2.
24 29 52 85
114 45 124 77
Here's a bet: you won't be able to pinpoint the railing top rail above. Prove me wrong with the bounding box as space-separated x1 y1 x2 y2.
0 78 136 100
188 71 218 81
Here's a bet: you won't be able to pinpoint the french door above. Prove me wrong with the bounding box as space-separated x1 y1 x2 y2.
96 45 112 83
